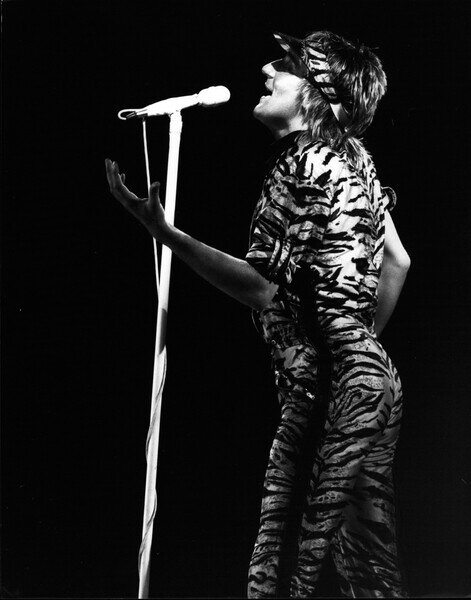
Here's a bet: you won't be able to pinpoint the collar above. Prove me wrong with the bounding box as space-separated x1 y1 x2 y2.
266 130 303 171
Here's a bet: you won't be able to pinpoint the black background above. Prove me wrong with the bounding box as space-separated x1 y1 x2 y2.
2 0 471 597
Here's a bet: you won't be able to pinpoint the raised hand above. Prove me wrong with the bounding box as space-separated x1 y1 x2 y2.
105 158 169 242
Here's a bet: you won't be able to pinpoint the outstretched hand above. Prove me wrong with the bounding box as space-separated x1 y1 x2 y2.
105 158 169 241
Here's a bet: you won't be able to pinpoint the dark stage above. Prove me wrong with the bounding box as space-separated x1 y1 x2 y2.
2 0 471 597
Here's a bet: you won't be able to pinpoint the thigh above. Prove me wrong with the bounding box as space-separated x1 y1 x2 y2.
268 343 327 479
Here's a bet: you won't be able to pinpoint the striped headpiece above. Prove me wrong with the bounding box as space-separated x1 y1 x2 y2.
273 31 350 129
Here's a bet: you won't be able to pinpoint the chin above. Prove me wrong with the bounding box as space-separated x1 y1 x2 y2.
252 103 267 123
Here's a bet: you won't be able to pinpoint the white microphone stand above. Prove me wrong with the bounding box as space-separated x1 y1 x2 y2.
137 110 183 599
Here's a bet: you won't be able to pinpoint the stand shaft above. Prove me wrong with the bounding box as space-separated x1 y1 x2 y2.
138 111 183 599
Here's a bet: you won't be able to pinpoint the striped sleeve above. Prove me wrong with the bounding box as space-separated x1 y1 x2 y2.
246 170 331 286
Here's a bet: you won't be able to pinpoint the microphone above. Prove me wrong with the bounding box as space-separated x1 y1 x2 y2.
118 86 231 120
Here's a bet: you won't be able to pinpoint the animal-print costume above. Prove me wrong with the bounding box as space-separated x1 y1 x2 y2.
245 131 406 598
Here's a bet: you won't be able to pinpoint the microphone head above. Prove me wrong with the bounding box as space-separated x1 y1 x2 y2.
197 86 231 107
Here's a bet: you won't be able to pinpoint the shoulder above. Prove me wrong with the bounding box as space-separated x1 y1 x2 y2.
274 138 336 214
293 136 346 184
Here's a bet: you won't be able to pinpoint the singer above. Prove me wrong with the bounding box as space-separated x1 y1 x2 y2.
106 30 410 598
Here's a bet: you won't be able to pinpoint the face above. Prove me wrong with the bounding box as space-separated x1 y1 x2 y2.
253 53 308 137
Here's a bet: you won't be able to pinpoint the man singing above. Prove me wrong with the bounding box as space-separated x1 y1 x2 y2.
106 29 410 598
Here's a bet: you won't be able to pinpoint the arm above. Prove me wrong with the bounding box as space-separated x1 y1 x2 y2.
375 210 411 337
160 223 279 310
105 159 278 311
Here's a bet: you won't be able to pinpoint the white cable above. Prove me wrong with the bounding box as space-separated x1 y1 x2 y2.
141 119 160 293
138 345 167 572
142 118 151 190
118 108 140 120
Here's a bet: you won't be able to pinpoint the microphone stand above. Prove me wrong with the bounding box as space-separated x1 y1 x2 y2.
138 110 183 599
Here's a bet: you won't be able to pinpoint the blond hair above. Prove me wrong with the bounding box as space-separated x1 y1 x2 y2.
297 31 387 170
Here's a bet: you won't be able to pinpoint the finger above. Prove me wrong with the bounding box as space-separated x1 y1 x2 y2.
105 159 122 192
105 158 115 186
112 162 130 195
148 181 161 209
110 161 125 192
109 161 123 193
106 159 142 205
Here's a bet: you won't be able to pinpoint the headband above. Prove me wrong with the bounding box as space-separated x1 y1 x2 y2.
273 31 350 130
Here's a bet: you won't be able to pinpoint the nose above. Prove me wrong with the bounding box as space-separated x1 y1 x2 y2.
262 61 276 77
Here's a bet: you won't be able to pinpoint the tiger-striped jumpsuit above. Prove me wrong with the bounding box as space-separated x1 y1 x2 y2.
245 131 406 598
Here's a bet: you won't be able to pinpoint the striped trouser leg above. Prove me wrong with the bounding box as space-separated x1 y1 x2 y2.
290 346 405 598
330 456 406 597
248 343 324 598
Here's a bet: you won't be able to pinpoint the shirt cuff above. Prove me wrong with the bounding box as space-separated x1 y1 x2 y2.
246 236 294 285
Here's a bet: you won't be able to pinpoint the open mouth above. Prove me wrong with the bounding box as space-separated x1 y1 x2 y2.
259 85 273 102
257 80 273 104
